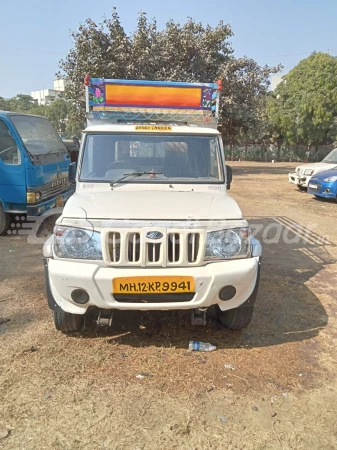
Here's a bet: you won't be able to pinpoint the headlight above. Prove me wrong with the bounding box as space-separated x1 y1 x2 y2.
304 169 314 175
324 176 337 182
54 226 103 260
205 228 251 260
27 192 42 203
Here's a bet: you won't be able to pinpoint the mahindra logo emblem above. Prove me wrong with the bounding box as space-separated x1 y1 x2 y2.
146 231 163 240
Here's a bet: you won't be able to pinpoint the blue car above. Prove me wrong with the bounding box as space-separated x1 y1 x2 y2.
308 169 337 200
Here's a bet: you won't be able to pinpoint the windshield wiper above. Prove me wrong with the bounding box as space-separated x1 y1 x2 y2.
110 172 163 188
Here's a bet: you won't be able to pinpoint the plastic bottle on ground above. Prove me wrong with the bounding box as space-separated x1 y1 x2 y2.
189 341 216 352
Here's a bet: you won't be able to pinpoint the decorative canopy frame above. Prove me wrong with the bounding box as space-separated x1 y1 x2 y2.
84 76 222 128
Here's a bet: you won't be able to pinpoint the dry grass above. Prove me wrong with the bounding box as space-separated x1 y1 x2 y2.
1 162 337 449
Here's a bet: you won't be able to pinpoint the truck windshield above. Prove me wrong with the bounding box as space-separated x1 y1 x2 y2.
323 149 337 164
80 133 223 183
10 115 67 156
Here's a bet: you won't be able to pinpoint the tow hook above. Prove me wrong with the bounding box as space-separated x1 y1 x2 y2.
97 310 113 327
191 308 207 326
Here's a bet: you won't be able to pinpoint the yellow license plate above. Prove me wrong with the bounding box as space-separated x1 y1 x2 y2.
113 276 195 294
56 196 64 208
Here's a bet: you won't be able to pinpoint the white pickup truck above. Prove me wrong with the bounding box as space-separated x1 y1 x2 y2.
43 77 262 333
288 148 337 189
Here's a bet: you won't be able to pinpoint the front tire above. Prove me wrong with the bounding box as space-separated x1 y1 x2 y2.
53 304 84 333
0 204 10 236
218 305 255 330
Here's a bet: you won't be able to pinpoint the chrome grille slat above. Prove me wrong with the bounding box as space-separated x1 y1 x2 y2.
172 234 176 261
128 232 141 263
133 233 136 262
188 233 200 263
113 233 117 262
108 232 121 262
147 243 161 263
168 233 180 263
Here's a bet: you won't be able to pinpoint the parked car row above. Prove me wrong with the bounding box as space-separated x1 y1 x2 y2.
288 148 337 201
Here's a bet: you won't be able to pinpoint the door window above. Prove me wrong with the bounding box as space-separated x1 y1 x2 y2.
0 121 20 165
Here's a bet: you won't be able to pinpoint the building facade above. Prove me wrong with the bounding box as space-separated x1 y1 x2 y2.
270 75 284 91
31 80 66 106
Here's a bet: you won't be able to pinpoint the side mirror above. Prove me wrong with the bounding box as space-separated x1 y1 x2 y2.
226 165 233 190
69 162 77 185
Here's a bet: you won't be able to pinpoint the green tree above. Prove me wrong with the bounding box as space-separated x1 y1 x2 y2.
30 105 47 116
7 94 37 112
66 109 85 138
45 99 73 134
58 9 280 141
0 97 9 111
268 52 337 151
219 58 281 157
0 94 47 116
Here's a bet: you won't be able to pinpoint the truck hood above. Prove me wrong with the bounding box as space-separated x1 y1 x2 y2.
62 190 243 221
296 162 337 174
25 152 70 187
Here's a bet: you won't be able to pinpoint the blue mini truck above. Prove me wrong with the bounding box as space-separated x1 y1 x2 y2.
0 112 75 235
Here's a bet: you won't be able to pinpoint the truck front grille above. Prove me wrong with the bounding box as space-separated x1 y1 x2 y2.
42 184 70 201
106 229 205 267
28 177 71 203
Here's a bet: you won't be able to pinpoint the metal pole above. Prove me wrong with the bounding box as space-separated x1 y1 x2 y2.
85 85 89 113
215 85 221 120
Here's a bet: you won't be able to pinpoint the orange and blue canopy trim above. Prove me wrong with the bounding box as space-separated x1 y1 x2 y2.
84 76 222 125
85 76 221 110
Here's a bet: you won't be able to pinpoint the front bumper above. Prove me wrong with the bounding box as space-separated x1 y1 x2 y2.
288 172 309 186
308 179 337 199
46 257 260 315
27 189 74 216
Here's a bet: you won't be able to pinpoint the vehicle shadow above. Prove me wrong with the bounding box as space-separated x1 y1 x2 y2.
312 196 337 204
83 216 333 349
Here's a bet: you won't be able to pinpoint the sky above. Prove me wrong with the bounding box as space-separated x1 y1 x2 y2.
1 0 337 98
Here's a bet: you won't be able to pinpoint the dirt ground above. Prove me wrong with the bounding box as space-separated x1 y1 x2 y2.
1 162 337 450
